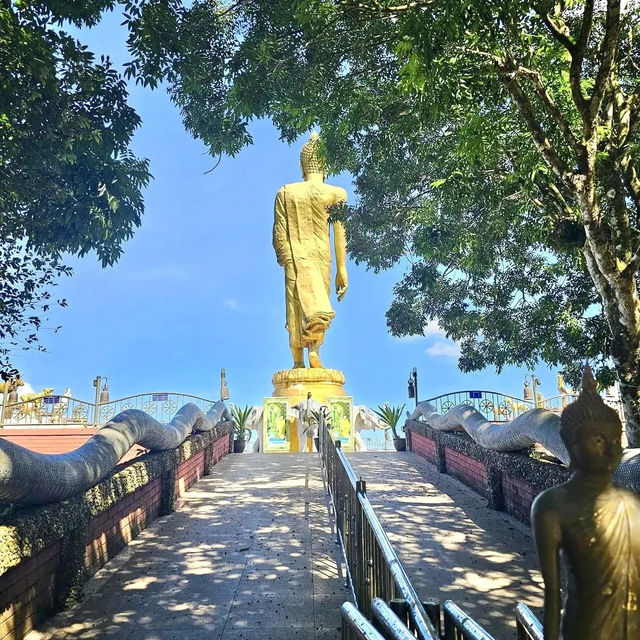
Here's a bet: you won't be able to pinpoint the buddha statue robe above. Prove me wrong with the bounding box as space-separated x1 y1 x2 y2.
557 485 640 639
273 180 344 350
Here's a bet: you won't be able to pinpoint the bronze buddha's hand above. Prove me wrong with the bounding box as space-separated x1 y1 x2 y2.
336 269 348 301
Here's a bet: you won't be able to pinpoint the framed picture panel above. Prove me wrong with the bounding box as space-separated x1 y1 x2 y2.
327 396 354 452
263 397 291 452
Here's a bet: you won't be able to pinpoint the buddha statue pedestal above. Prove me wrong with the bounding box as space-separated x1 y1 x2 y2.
268 368 350 452
272 368 347 406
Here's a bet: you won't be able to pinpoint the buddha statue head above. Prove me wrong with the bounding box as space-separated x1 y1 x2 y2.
560 366 623 476
300 131 327 180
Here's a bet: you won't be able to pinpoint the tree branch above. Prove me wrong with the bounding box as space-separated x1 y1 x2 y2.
338 0 430 13
583 243 616 313
568 0 595 117
588 0 622 125
535 3 575 54
499 63 578 191
620 157 640 215
515 63 583 157
464 48 582 157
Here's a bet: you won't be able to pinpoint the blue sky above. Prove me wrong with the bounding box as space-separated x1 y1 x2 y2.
12 9 562 407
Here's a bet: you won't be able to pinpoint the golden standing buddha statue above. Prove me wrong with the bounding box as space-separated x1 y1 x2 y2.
272 132 348 369
531 367 640 639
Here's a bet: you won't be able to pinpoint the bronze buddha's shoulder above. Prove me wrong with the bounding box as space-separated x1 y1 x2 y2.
531 483 571 522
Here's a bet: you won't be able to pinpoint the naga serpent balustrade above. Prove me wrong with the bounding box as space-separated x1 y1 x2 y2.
407 401 640 493
0 400 231 505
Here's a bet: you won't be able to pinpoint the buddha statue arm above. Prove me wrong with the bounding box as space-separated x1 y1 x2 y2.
333 220 348 301
273 189 292 266
531 492 562 640
331 186 348 301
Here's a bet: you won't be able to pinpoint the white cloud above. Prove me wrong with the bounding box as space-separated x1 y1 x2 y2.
392 320 448 342
16 382 35 398
423 320 447 339
425 340 461 359
223 297 241 311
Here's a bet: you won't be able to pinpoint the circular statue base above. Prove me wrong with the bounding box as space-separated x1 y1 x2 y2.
272 368 347 406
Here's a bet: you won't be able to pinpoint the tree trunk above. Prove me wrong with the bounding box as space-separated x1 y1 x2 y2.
604 304 640 446
615 360 640 448
583 242 640 447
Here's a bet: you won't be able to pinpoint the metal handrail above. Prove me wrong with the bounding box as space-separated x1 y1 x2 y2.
515 604 544 640
442 600 496 640
371 598 419 640
341 602 386 640
319 418 439 640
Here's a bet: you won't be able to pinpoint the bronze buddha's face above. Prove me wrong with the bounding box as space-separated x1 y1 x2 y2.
569 421 622 475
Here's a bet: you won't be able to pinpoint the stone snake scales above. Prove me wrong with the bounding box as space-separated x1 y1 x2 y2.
407 402 640 493
0 401 231 505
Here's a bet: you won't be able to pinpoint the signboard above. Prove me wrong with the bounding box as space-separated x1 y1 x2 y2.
152 393 169 402
263 397 291 452
327 396 354 452
469 391 482 399
43 396 60 405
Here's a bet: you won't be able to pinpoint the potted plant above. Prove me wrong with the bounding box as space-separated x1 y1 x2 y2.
308 407 331 452
373 404 406 451
230 404 253 453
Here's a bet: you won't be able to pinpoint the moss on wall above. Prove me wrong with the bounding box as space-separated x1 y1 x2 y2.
0 422 233 579
406 421 569 504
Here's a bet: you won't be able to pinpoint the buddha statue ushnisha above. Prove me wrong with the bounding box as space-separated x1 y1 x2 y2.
272 131 348 369
532 367 640 639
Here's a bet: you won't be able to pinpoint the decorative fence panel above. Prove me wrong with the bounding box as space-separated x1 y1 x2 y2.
97 392 217 424
1 395 95 426
424 391 534 422
1 392 219 427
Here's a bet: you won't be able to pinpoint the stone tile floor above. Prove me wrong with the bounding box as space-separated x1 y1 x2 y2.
28 451 546 640
28 454 349 640
348 452 544 640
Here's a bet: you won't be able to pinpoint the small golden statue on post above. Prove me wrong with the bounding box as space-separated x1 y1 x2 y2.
273 131 348 369
532 366 640 639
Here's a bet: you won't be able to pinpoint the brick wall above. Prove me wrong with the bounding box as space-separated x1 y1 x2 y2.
411 431 437 463
444 447 488 497
175 450 205 498
501 473 538 524
0 543 60 640
0 428 98 453
0 429 145 462
0 425 233 640
85 479 162 576
407 423 569 524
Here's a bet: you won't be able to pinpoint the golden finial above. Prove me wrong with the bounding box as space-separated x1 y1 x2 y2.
300 131 325 176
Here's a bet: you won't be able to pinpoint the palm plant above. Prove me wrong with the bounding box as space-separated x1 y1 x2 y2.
300 407 331 437
230 404 253 441
310 407 331 429
372 404 406 439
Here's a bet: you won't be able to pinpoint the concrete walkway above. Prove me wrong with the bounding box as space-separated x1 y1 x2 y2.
348 452 543 640
30 454 349 640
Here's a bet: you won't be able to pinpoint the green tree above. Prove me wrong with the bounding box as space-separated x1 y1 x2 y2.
0 1 150 373
122 1 640 443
